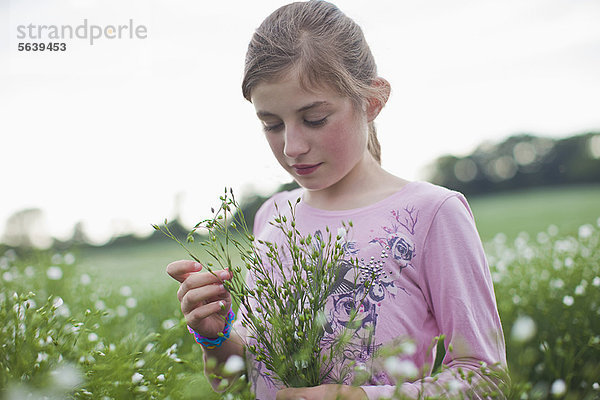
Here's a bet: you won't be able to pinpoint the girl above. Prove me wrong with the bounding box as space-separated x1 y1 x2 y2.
167 1 508 399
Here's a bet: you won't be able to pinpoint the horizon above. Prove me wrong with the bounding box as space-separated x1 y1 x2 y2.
2 0 600 246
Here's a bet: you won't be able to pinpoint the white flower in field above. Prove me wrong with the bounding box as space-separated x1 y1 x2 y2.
64 253 75 265
135 359 145 368
161 319 177 330
120 286 133 296
578 224 594 239
550 279 564 289
136 385 148 392
511 315 537 343
126 297 137 308
2 272 13 282
36 352 49 363
80 274 91 285
551 379 566 397
50 363 83 390
144 343 155 353
224 355 245 374
593 277 600 287
157 374 165 382
563 296 574 306
95 300 106 310
53 297 64 308
24 266 35 277
131 372 144 384
575 284 585 296
447 379 462 395
384 357 418 379
109 344 116 352
116 305 128 317
88 333 99 342
47 266 63 280
399 341 417 356
593 382 599 390
564 257 574 268
548 225 559 236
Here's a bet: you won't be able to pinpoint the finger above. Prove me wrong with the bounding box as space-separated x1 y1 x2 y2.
276 388 306 400
166 260 203 283
181 283 229 315
177 268 231 302
186 298 233 329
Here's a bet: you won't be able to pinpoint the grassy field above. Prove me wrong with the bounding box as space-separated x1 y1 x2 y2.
2 184 599 399
469 184 600 241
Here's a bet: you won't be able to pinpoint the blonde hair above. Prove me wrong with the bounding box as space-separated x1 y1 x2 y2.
242 0 387 164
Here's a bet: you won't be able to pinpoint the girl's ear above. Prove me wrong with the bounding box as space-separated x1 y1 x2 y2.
366 77 391 122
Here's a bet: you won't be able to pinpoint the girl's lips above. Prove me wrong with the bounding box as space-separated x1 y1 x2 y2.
292 163 322 176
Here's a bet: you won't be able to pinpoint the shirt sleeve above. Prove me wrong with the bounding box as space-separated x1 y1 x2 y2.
361 194 508 399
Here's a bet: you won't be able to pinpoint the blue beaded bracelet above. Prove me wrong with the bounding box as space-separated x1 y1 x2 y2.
188 309 235 349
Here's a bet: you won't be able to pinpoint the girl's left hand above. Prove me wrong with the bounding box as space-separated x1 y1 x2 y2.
276 384 367 400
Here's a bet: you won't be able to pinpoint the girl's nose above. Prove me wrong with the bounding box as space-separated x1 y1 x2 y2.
283 126 310 159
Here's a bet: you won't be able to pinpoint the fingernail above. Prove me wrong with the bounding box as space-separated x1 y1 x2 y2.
193 262 202 271
219 270 229 279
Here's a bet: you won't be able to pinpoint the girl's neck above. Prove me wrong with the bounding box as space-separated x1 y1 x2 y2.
302 154 409 211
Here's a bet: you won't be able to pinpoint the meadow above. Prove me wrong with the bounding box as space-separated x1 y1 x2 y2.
1 185 599 399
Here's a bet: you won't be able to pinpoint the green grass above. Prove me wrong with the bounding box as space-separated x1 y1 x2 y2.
468 184 600 241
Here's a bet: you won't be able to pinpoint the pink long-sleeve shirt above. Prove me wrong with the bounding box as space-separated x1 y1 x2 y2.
241 181 507 399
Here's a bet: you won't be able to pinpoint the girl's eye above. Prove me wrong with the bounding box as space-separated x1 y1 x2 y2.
305 117 327 127
263 123 283 132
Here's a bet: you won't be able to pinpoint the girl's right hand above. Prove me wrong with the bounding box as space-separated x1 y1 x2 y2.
166 260 232 339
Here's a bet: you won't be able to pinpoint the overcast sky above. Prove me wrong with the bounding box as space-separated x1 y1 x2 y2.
1 0 600 245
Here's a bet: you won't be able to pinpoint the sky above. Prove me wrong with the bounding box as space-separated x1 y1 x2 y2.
1 0 600 246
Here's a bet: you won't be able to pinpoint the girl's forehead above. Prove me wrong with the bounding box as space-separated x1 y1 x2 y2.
251 74 343 110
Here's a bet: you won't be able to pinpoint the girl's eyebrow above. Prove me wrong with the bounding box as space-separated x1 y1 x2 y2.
256 101 329 118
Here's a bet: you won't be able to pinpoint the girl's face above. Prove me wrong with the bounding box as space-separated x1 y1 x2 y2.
251 74 371 193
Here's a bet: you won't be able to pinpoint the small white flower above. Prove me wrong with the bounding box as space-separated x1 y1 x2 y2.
563 296 574 306
95 300 106 310
384 357 418 379
578 224 594 239
511 315 537 343
592 382 599 390
2 272 13 282
116 306 128 317
64 253 76 265
224 355 245 374
131 372 144 384
120 286 132 296
36 352 49 363
80 274 91 285
399 341 417 356
551 379 566 397
88 333 99 342
53 297 64 308
156 374 165 382
593 277 600 287
144 343 155 353
109 344 116 352
136 385 148 392
50 363 83 390
162 319 177 330
550 279 564 289
135 359 145 368
47 266 63 280
447 379 462 394
575 285 585 296
24 266 35 277
126 297 137 308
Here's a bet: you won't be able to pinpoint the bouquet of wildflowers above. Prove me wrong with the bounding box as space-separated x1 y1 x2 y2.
155 188 370 388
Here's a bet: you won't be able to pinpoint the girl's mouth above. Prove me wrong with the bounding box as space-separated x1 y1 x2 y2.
292 163 322 176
